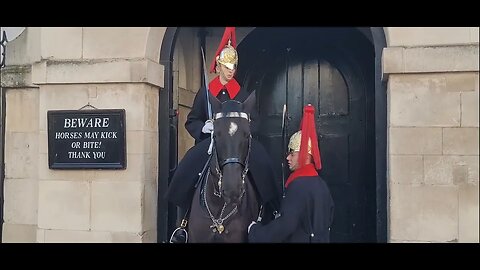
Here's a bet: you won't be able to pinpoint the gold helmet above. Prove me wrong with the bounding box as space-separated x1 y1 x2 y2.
216 41 238 70
210 27 238 72
288 131 312 155
290 104 322 170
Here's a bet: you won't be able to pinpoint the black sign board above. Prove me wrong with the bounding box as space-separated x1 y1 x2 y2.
48 109 126 169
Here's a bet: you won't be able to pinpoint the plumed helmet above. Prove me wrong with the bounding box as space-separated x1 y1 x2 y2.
210 27 238 72
292 104 322 170
288 131 312 155
217 41 238 70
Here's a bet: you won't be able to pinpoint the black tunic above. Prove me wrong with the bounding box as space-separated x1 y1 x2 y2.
185 85 258 145
248 176 334 243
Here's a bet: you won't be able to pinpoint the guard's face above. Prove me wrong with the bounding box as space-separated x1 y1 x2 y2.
217 63 236 82
286 150 299 171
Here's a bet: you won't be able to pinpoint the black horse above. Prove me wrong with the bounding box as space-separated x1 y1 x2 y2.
186 92 265 242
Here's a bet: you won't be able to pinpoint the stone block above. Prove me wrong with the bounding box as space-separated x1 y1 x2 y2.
404 46 478 73
2 224 37 243
44 230 111 243
389 127 442 155
445 73 477 92
3 179 38 225
144 85 159 132
111 232 142 243
387 27 472 47
0 66 34 88
93 154 146 181
461 90 479 127
41 27 82 59
91 181 142 232
36 228 45 243
179 88 196 108
390 184 458 242
382 47 404 75
471 27 479 43
83 27 149 59
4 132 38 179
443 128 479 155
389 74 460 127
424 155 478 186
38 180 90 230
389 155 423 185
143 180 157 232
458 184 479 242
5 88 39 132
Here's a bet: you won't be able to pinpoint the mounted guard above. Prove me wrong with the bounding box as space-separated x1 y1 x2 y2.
166 27 281 242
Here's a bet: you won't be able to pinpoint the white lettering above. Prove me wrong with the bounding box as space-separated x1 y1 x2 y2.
64 119 71 128
84 131 99 139
103 118 109 128
63 117 111 128
101 131 117 139
55 132 82 139
68 151 91 159
83 141 101 149
93 152 105 159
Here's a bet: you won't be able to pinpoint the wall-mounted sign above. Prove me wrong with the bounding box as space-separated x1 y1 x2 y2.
48 109 126 169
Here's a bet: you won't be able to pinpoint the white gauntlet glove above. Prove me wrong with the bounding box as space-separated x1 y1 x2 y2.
202 120 214 134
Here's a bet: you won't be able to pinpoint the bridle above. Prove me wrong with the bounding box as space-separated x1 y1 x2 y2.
201 111 252 234
211 111 251 197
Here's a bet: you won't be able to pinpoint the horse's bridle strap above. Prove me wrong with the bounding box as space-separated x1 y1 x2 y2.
220 157 244 167
214 112 249 121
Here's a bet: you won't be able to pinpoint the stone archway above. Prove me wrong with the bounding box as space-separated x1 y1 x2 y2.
157 27 387 242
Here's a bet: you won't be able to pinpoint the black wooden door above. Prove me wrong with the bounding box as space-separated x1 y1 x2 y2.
238 27 376 242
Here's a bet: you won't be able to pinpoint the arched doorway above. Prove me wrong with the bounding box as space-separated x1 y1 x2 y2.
158 27 387 243
237 27 375 242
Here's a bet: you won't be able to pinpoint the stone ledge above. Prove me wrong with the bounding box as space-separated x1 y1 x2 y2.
0 65 37 88
31 58 164 87
383 45 479 80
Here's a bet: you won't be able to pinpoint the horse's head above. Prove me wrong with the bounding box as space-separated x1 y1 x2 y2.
210 91 256 205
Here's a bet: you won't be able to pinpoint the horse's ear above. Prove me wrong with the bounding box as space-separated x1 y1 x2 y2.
209 92 222 113
243 90 256 114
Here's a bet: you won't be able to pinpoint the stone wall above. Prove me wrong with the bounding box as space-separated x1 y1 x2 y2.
1 27 163 242
384 27 479 243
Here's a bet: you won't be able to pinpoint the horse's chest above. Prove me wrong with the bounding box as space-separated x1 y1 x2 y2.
188 184 254 243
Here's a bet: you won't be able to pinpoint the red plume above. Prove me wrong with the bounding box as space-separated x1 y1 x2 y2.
298 104 322 170
209 27 237 73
